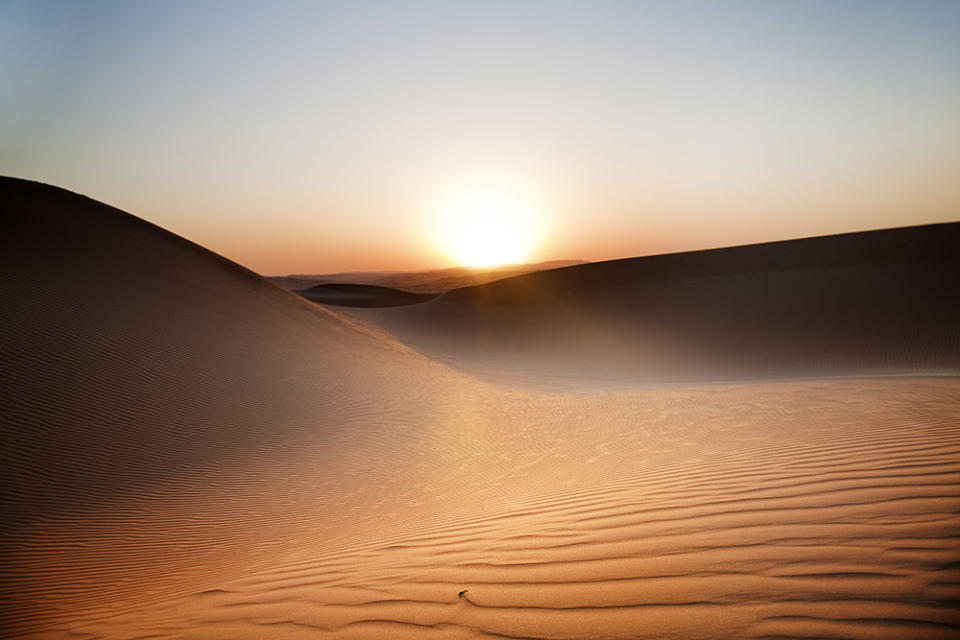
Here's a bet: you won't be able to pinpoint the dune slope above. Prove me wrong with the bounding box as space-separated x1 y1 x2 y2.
362 223 960 387
1 178 958 639
0 177 480 633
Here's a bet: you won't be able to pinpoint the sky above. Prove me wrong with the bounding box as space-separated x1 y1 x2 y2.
2 0 958 274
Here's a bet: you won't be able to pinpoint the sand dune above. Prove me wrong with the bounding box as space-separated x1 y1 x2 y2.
2 177 959 639
297 283 438 307
269 260 587 294
358 223 960 388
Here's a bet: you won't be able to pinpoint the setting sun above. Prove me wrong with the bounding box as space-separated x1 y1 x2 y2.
431 184 542 267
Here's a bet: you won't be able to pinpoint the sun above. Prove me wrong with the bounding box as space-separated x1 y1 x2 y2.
430 183 542 268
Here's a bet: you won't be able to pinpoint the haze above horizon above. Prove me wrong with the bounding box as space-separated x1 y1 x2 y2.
2 0 958 274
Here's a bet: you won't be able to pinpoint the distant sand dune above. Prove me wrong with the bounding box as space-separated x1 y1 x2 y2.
269 260 588 294
297 283 438 307
1 178 958 639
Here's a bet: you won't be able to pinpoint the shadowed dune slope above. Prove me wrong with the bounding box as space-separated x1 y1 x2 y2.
298 283 438 307
0 177 385 521
358 223 960 387
1 178 959 640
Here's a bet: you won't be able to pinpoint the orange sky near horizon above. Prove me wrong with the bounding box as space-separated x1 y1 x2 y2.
2 1 958 274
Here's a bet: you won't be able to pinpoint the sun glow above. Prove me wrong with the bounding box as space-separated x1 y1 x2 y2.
430 183 543 267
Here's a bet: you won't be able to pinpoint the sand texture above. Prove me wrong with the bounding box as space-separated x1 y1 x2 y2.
2 178 959 639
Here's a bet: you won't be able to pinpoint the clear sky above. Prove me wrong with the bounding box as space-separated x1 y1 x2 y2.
2 0 958 274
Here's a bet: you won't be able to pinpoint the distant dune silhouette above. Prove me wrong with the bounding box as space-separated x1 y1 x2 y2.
269 259 587 294
297 283 437 307
2 177 959 639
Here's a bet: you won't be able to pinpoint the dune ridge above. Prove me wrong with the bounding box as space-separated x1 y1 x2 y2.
358 222 960 388
297 283 438 307
268 260 588 294
1 178 958 639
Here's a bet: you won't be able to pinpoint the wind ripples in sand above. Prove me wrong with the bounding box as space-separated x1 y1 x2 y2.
32 380 957 640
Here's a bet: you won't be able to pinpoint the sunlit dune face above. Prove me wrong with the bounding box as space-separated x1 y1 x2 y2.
431 184 541 267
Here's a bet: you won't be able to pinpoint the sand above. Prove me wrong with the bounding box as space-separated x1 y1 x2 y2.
297 283 438 307
1 177 959 639
356 222 960 389
269 260 587 294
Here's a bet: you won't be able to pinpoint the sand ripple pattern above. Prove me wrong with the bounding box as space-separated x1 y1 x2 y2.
8 380 955 640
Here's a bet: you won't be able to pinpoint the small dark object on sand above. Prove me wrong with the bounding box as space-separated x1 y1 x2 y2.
458 590 469 599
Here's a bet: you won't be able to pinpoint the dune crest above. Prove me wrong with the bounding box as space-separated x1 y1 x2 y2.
2 178 958 639
297 283 438 307
269 260 588 294
358 223 960 388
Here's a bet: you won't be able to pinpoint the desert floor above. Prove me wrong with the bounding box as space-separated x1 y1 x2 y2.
2 179 958 639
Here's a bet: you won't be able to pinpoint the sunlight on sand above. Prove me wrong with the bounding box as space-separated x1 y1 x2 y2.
2 178 959 639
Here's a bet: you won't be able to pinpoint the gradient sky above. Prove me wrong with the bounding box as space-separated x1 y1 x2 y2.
2 0 958 274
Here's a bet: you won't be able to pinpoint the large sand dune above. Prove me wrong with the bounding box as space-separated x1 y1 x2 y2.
359 223 960 388
2 177 959 639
